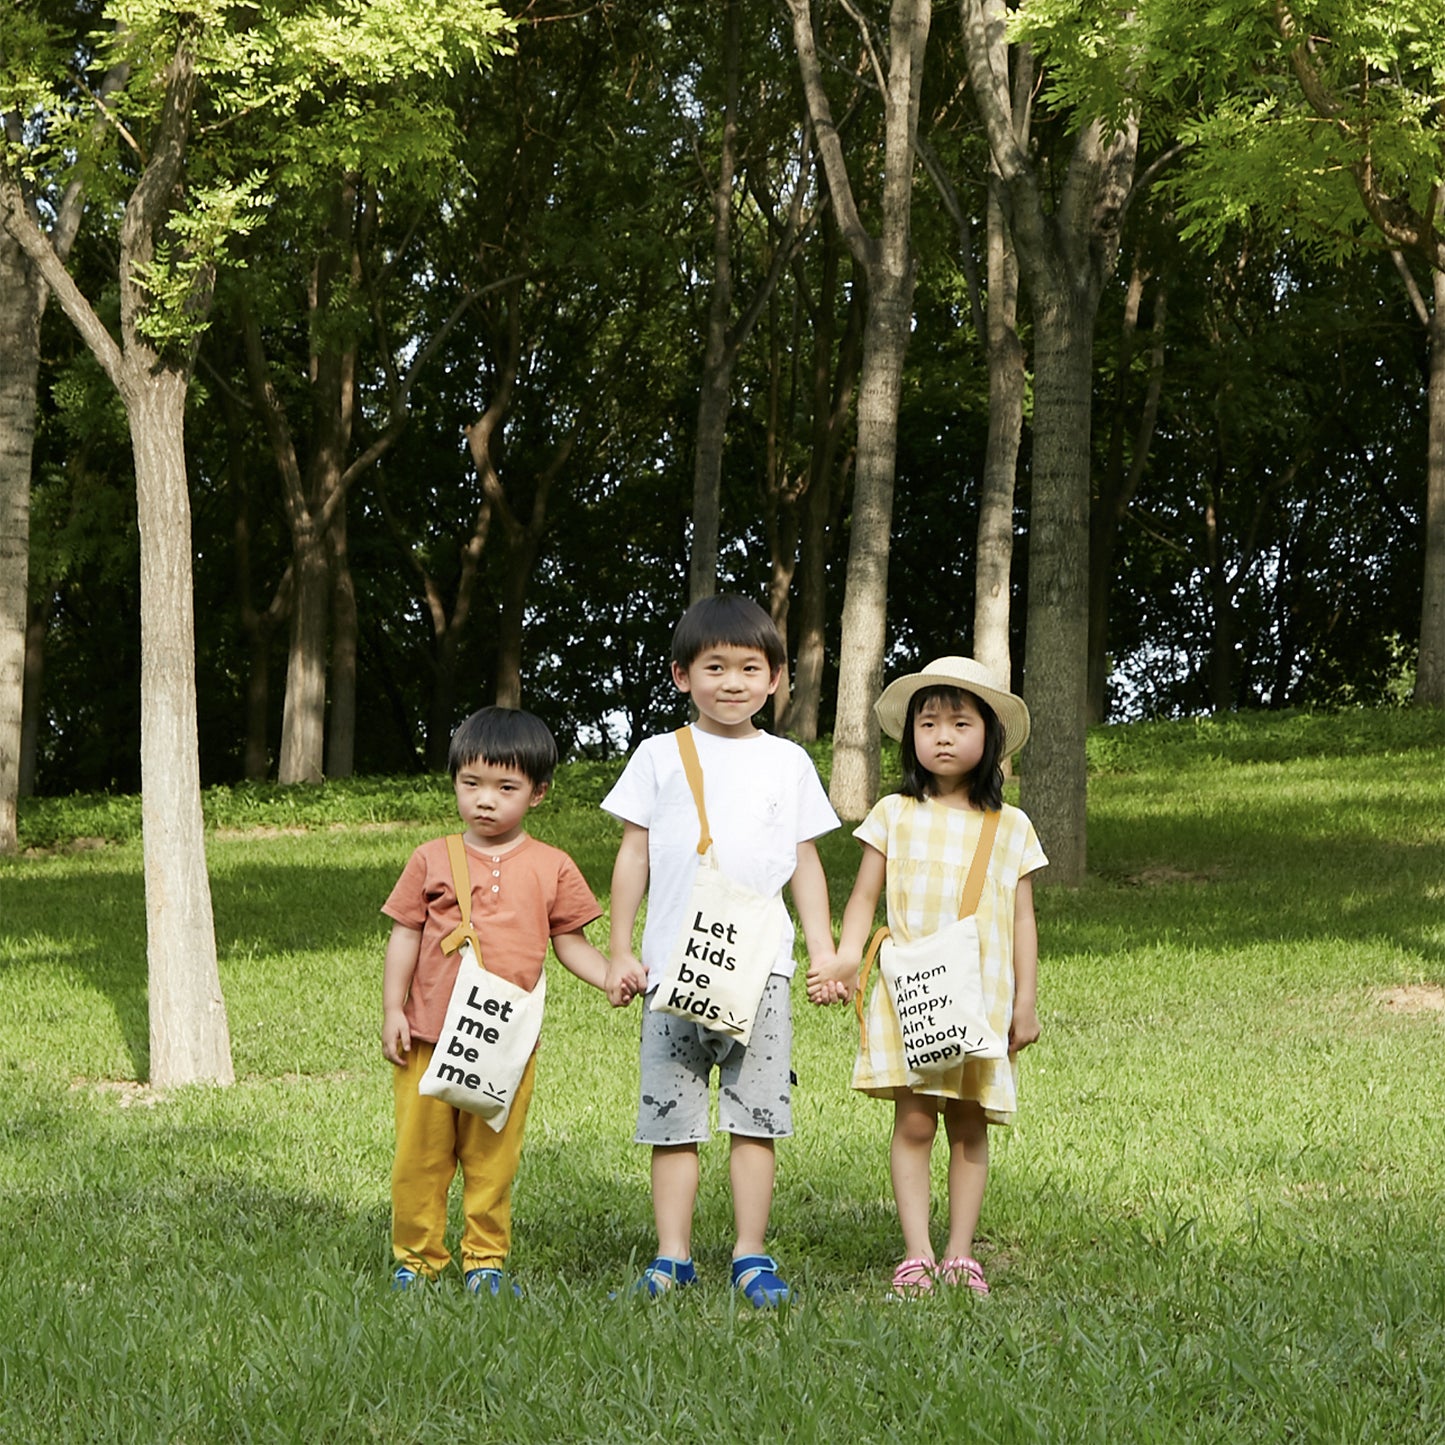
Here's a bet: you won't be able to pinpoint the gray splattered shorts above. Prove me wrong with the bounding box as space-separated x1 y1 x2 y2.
635 975 793 1144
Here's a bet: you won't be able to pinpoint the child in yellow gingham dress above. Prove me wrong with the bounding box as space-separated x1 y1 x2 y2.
808 657 1046 1299
850 796 1045 1122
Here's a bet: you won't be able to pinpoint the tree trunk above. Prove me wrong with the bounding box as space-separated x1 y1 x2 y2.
972 184 1025 683
1 65 120 851
1020 295 1094 883
243 622 274 782
327 505 357 777
4 33 234 1081
249 178 365 785
1416 268 1445 706
689 0 742 605
962 0 1138 883
19 602 44 797
789 0 931 819
0 228 43 854
833 269 917 815
127 369 234 1086
494 541 536 710
788 213 862 741
278 529 330 783
1201 460 1236 711
428 624 463 768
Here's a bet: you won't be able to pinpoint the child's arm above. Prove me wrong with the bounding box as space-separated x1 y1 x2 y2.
604 821 650 1006
551 927 618 998
807 843 885 1004
381 921 422 1066
788 839 841 1003
1008 872 1041 1052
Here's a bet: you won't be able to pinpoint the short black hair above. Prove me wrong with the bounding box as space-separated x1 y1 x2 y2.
897 685 1005 811
671 594 786 673
447 706 558 788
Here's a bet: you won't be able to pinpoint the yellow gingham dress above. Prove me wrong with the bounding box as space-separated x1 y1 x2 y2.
851 795 1046 1123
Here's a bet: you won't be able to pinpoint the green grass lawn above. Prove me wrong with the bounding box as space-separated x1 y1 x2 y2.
2 708 1443 1443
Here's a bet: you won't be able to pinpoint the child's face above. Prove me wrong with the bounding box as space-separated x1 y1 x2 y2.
453 758 546 849
912 693 987 787
672 643 781 737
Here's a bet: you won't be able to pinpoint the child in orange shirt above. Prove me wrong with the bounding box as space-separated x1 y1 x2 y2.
381 706 642 1294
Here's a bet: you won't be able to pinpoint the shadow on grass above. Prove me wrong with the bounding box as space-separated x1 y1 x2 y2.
1050 802 1444 969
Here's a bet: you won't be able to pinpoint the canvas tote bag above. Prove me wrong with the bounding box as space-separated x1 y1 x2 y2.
856 809 1007 1083
649 727 783 1048
418 834 544 1129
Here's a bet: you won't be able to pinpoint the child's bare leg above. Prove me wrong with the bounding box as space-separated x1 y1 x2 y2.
890 1093 940 1260
652 1143 699 1260
942 1099 989 1261
729 1134 775 1257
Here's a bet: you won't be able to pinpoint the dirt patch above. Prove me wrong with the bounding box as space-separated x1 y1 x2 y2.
211 824 312 840
23 836 111 857
74 1080 162 1107
1378 984 1445 1014
1121 865 1216 887
211 820 412 840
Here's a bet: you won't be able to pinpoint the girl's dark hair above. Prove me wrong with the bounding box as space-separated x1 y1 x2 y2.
448 706 558 788
671 593 786 673
897 685 1005 810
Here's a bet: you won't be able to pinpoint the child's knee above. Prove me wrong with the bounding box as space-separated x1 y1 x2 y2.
894 1105 939 1148
944 1099 987 1144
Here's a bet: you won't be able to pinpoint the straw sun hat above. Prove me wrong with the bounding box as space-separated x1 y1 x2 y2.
874 656 1031 757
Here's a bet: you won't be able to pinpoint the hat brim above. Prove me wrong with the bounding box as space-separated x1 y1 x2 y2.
874 658 1031 756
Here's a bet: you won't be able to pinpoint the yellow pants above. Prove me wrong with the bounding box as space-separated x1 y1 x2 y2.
391 1041 537 1277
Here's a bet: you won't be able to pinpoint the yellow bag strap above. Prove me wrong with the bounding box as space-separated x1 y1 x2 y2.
854 924 892 1047
673 725 712 856
855 808 1001 1048
957 807 1001 921
439 833 485 962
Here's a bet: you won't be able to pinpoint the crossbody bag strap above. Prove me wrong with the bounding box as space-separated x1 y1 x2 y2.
957 808 1001 920
855 807 1002 1048
673 725 712 856
439 833 484 961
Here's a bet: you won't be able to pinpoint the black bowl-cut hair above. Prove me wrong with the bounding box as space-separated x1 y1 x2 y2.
448 706 559 789
670 594 786 674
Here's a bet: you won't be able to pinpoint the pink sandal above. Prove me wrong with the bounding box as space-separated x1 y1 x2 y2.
888 1257 936 1298
938 1255 990 1296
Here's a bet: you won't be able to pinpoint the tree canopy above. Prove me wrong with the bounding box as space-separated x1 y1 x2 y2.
4 0 1437 816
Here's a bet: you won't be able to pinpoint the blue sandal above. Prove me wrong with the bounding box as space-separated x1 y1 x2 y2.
631 1256 697 1298
465 1267 522 1298
731 1253 790 1308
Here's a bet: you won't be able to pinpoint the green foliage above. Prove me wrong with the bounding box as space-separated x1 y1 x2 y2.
1 0 516 352
1008 0 1444 258
1087 703 1445 774
129 172 271 345
2 711 1444 1439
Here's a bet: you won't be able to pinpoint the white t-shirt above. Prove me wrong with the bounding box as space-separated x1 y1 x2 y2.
601 727 840 988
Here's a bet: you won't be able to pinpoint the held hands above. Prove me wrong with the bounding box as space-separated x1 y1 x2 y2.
605 952 647 1008
805 950 858 1006
380 1006 412 1067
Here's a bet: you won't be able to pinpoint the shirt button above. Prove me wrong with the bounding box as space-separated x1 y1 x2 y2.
491 885 500 893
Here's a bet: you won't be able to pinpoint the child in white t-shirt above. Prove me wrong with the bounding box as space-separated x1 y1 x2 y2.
602 595 839 1307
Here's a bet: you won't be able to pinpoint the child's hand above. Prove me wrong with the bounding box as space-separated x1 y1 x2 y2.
806 951 857 1006
1009 1003 1040 1053
605 953 646 1008
381 1007 411 1066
